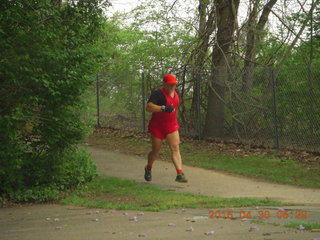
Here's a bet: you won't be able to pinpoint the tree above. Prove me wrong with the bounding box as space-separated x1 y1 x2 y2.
203 0 240 138
189 0 215 136
0 0 109 202
242 0 278 92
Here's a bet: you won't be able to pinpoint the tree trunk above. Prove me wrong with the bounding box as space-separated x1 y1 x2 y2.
203 0 240 138
190 0 215 136
242 0 278 92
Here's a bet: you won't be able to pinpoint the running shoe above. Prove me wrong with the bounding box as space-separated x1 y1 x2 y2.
144 168 152 181
175 173 188 183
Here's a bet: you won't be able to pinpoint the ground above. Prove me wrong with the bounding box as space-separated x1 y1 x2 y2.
1 145 320 240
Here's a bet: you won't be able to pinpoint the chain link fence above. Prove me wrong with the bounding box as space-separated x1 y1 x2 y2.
94 66 320 153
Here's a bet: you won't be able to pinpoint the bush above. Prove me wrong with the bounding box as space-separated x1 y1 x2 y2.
1 149 96 203
0 0 109 202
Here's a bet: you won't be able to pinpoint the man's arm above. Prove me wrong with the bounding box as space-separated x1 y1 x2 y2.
146 102 175 113
146 102 162 113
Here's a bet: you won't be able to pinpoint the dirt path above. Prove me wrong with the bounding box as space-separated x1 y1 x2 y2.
88 146 320 205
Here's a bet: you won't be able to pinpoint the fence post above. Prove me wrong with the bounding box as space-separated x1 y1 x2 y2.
271 67 279 148
196 73 201 140
96 75 101 128
141 71 146 132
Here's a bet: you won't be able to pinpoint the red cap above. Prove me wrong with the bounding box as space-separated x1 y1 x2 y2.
163 74 178 84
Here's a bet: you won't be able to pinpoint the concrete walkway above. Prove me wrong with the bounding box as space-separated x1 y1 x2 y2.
89 146 320 205
0 146 319 240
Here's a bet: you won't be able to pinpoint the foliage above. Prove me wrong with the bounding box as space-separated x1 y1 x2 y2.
94 2 196 119
107 0 195 85
0 0 109 202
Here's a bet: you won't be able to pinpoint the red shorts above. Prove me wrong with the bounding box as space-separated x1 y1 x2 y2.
147 121 179 139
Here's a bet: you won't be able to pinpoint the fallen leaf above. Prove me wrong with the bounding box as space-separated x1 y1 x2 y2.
204 231 214 235
297 225 305 231
129 216 138 222
186 227 194 232
249 226 260 232
138 233 147 237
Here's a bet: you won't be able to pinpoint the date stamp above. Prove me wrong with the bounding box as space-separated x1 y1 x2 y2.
209 210 308 220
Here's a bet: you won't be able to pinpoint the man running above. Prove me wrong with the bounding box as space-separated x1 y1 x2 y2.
144 74 188 183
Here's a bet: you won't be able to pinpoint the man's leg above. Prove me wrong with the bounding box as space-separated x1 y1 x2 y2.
147 135 162 166
166 130 182 171
144 135 162 181
166 131 187 182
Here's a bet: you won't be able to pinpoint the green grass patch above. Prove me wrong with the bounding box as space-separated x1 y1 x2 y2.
60 176 284 211
284 221 320 230
182 145 320 187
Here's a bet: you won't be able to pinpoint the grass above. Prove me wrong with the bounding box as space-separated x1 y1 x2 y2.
60 176 284 211
182 146 320 187
250 220 320 230
89 130 320 188
284 221 320 230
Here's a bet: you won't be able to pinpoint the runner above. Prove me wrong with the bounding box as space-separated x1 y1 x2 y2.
144 74 188 183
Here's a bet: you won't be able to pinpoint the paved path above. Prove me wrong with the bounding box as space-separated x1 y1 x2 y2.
88 146 320 205
1 146 320 240
1 204 320 240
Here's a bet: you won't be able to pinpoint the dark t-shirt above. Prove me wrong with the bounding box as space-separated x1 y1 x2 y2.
148 89 166 106
148 89 179 106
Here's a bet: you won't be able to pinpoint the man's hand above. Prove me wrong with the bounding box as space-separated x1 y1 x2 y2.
162 105 174 113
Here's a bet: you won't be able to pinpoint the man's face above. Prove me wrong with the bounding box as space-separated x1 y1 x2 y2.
164 83 177 92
